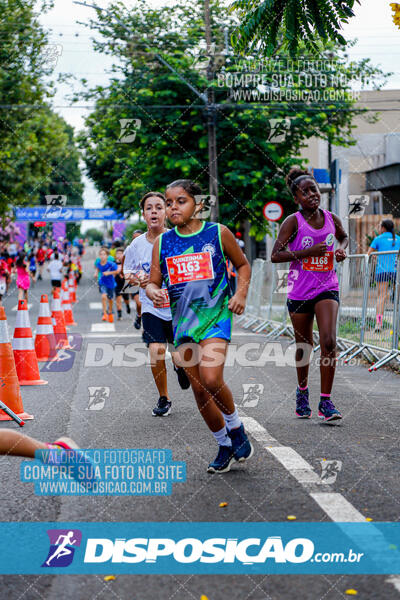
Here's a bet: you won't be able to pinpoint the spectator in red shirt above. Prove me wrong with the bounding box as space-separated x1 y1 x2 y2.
36 244 46 280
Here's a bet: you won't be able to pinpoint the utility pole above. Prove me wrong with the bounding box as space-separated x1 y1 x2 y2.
204 0 219 221
74 0 220 220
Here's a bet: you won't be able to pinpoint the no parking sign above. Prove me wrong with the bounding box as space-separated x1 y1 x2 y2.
263 201 283 222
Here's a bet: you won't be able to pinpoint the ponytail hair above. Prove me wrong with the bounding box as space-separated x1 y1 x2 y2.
381 219 395 246
286 167 316 196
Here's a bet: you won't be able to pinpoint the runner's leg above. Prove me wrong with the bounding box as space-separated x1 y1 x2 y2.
314 299 339 395
289 311 314 389
149 342 169 399
116 294 122 312
376 281 388 326
101 292 107 315
0 430 47 457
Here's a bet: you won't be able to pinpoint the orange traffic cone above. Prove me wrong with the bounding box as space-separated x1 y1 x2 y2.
51 289 70 349
12 300 48 386
0 307 33 422
68 272 76 304
62 280 77 326
35 294 59 362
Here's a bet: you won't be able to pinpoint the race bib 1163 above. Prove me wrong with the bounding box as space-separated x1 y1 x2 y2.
166 252 214 285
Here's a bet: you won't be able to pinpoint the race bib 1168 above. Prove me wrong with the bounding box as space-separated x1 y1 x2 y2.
302 251 334 272
166 252 214 285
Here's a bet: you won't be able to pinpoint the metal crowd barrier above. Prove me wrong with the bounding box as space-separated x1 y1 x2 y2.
238 251 400 371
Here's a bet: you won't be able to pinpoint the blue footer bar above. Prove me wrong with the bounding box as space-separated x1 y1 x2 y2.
0 522 399 574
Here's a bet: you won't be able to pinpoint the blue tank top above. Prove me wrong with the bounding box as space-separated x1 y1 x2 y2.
159 221 232 345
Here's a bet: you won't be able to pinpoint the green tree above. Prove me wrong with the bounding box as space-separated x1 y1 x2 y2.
230 0 360 55
36 121 84 206
0 0 83 215
78 0 385 239
85 228 104 243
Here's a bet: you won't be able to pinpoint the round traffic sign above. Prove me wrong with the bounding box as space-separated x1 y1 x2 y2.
263 201 283 222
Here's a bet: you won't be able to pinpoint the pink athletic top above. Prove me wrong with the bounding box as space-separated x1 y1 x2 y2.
16 265 30 290
287 209 339 300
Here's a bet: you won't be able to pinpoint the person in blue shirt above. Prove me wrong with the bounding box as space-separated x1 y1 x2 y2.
368 219 400 331
28 252 37 285
94 247 118 322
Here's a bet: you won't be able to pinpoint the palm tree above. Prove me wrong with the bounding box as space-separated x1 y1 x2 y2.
231 0 360 55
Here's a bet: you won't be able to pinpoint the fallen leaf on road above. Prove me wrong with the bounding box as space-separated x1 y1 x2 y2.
200 596 209 600
287 515 296 520
219 502 228 508
104 576 116 582
366 517 373 521
345 590 358 595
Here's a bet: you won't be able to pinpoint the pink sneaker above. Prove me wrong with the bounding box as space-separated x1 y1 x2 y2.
47 436 79 450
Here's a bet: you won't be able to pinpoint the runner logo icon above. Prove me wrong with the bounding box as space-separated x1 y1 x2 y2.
42 529 82 567
301 236 314 249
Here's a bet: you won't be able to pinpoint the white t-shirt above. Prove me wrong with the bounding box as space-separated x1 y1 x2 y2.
124 232 171 321
48 259 63 281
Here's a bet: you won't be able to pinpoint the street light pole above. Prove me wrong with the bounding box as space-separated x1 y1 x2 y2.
74 0 220 219
204 0 219 221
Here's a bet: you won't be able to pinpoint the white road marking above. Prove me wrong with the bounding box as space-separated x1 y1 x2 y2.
241 414 366 520
387 577 400 592
309 492 366 522
89 302 103 310
90 323 116 332
241 414 400 595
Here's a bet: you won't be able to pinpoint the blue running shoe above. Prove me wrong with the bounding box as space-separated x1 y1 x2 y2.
152 396 171 417
228 424 254 462
207 445 235 473
318 398 342 422
296 388 312 418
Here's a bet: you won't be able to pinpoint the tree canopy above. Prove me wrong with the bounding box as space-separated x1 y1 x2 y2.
230 0 360 56
78 0 385 239
0 0 83 215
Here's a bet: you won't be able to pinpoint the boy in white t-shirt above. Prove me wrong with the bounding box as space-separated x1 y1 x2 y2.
47 252 63 293
124 192 190 416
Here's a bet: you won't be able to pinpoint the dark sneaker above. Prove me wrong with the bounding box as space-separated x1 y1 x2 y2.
318 398 342 422
207 445 235 474
174 365 191 390
134 315 141 330
152 396 171 417
296 387 312 418
228 424 254 462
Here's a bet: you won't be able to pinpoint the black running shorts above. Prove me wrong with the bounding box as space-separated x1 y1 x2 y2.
287 290 340 315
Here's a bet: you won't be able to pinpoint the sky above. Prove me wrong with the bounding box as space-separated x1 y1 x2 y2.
38 0 400 221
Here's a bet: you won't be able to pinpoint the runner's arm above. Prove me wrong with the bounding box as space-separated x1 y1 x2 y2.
123 244 140 284
146 236 166 306
331 213 348 262
220 225 251 314
271 215 305 263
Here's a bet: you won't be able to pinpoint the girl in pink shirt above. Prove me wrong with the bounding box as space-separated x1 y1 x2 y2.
16 254 31 302
271 168 348 422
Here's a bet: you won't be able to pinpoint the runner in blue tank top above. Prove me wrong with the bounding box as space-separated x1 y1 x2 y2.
147 180 254 473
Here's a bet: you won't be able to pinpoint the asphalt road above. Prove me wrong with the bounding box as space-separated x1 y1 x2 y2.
0 253 399 599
